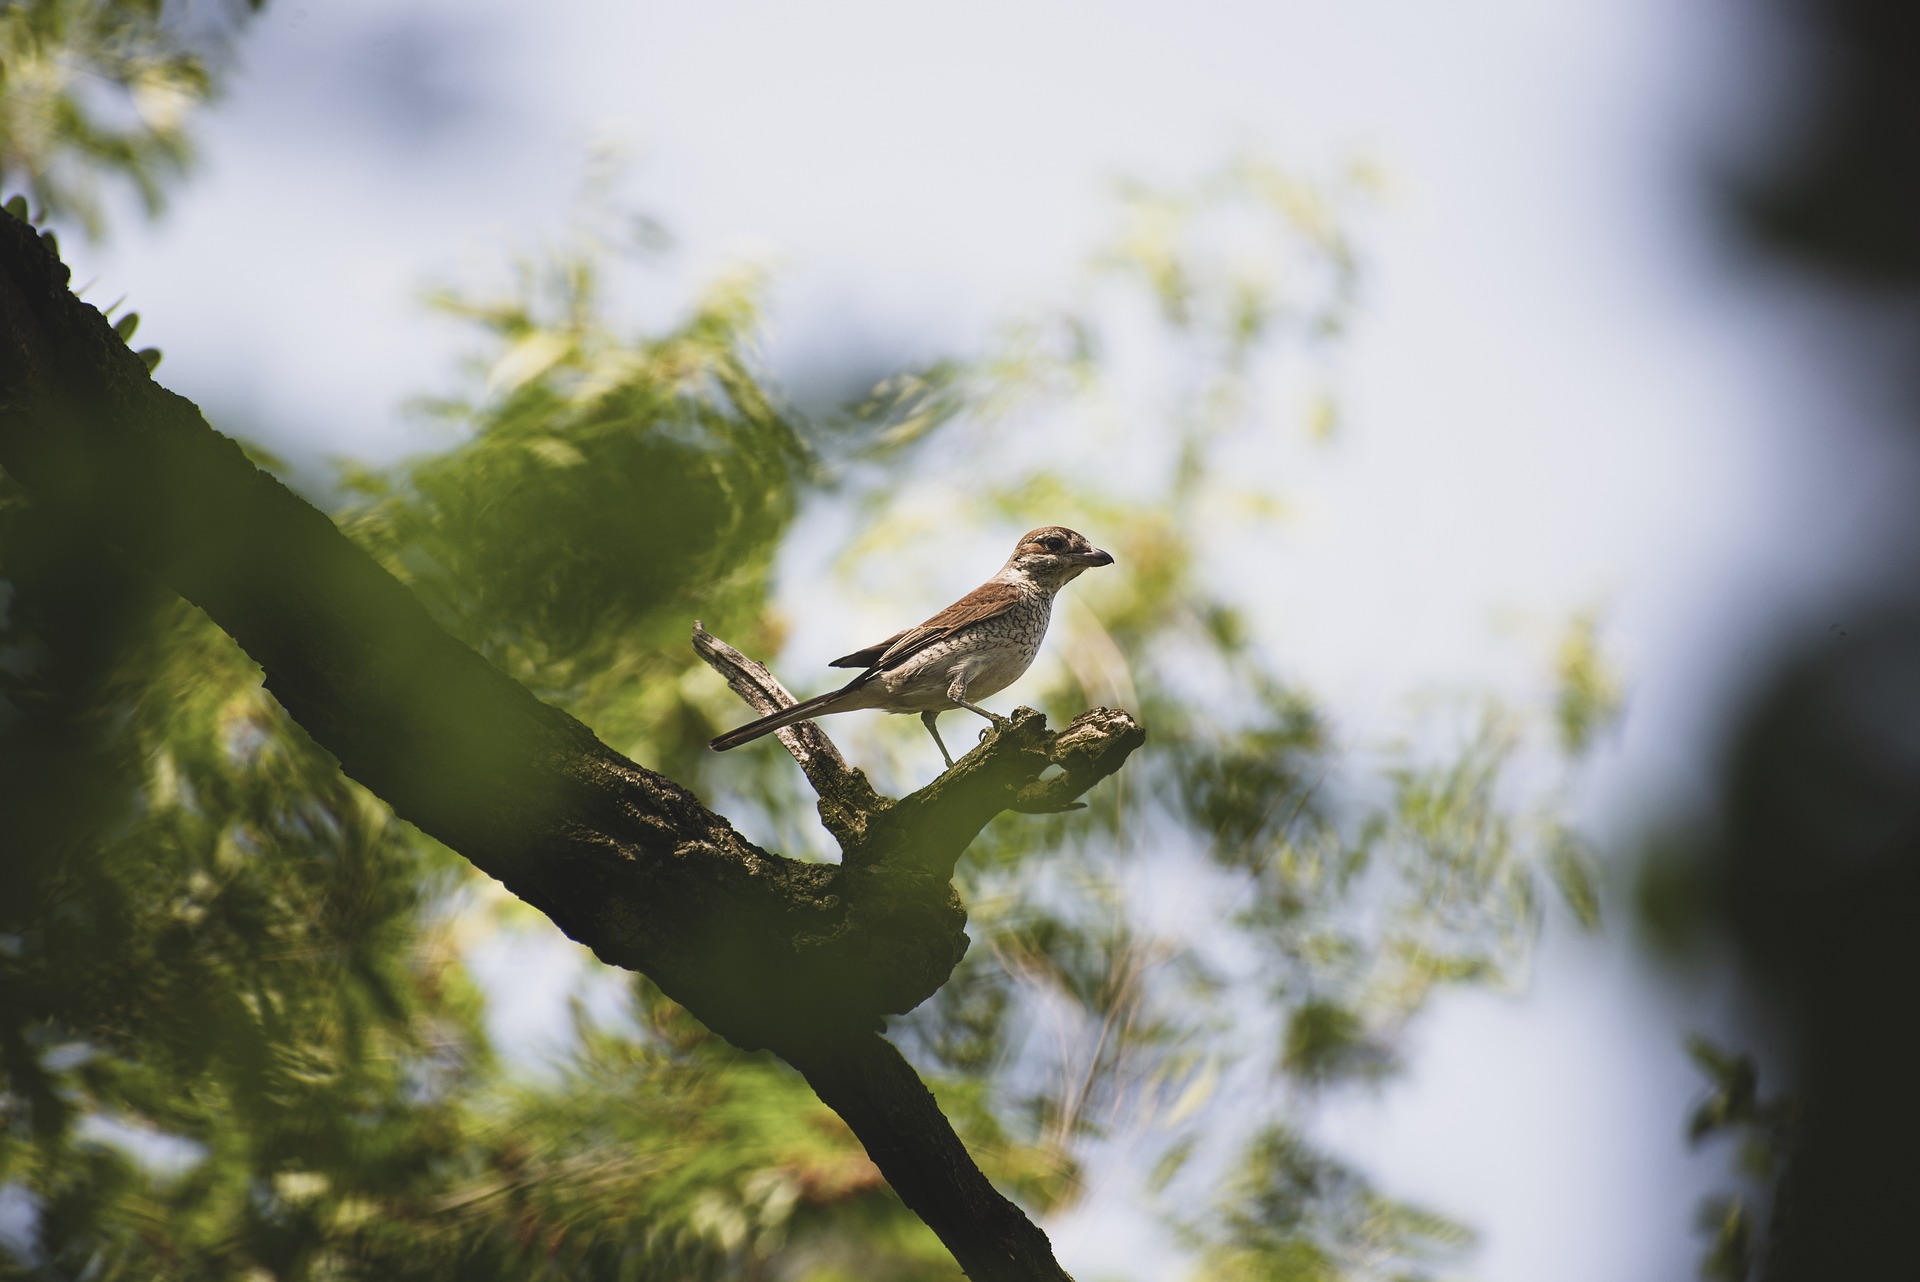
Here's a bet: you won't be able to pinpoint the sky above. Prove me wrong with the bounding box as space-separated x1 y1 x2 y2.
60 0 1897 1276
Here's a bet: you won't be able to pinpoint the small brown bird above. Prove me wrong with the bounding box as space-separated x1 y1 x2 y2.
710 526 1115 766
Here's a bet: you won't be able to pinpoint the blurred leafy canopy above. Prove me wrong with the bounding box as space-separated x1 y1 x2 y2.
0 31 1622 1275
337 231 807 786
0 313 978 1278
1179 1126 1471 1282
0 0 260 236
1683 1036 1793 1282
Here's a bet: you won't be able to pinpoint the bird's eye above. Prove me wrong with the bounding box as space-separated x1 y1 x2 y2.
1041 536 1067 553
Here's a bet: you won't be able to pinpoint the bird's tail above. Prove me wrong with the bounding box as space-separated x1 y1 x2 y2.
709 685 859 752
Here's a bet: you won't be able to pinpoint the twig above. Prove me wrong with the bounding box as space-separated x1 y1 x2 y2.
691 622 868 793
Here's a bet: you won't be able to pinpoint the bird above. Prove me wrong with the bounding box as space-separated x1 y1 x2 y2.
710 526 1115 767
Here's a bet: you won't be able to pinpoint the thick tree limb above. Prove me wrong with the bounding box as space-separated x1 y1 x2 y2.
0 210 1139 1281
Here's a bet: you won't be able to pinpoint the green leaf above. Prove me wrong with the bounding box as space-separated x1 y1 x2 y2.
1148 1135 1199 1195
1282 1000 1389 1084
1684 1035 1759 1142
1548 829 1602 930
1554 610 1623 757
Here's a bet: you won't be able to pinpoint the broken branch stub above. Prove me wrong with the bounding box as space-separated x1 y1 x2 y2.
692 621 891 846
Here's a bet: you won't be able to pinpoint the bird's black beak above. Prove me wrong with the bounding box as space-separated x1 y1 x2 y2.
1077 548 1115 567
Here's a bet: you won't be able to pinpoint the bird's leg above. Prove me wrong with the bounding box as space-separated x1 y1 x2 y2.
920 710 955 769
946 674 1007 734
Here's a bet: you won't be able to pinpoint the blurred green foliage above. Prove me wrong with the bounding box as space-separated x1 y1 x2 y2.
0 489 488 1277
0 471 975 1275
337 235 808 789
1682 1037 1792 1282
0 0 257 236
1553 610 1623 759
1180 1126 1470 1282
0 31 1621 1275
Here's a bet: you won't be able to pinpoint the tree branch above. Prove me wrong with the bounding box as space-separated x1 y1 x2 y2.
690 620 891 848
786 1031 1073 1282
864 706 1145 878
0 210 1139 1280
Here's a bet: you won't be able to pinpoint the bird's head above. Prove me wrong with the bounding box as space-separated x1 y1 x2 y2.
1003 526 1114 589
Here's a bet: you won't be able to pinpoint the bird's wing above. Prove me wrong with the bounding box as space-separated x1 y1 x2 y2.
828 629 909 669
828 581 1025 675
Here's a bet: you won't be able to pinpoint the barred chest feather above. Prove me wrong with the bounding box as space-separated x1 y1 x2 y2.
879 587 1054 706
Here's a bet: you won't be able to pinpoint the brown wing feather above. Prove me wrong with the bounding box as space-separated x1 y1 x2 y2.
830 581 1025 676
828 630 908 669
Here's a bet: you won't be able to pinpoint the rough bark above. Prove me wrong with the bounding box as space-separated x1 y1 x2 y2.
0 209 1139 1281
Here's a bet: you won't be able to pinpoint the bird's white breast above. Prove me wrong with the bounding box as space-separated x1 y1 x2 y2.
876 588 1054 709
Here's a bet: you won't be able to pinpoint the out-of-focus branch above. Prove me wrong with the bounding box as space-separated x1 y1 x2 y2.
786 1030 1076 1282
